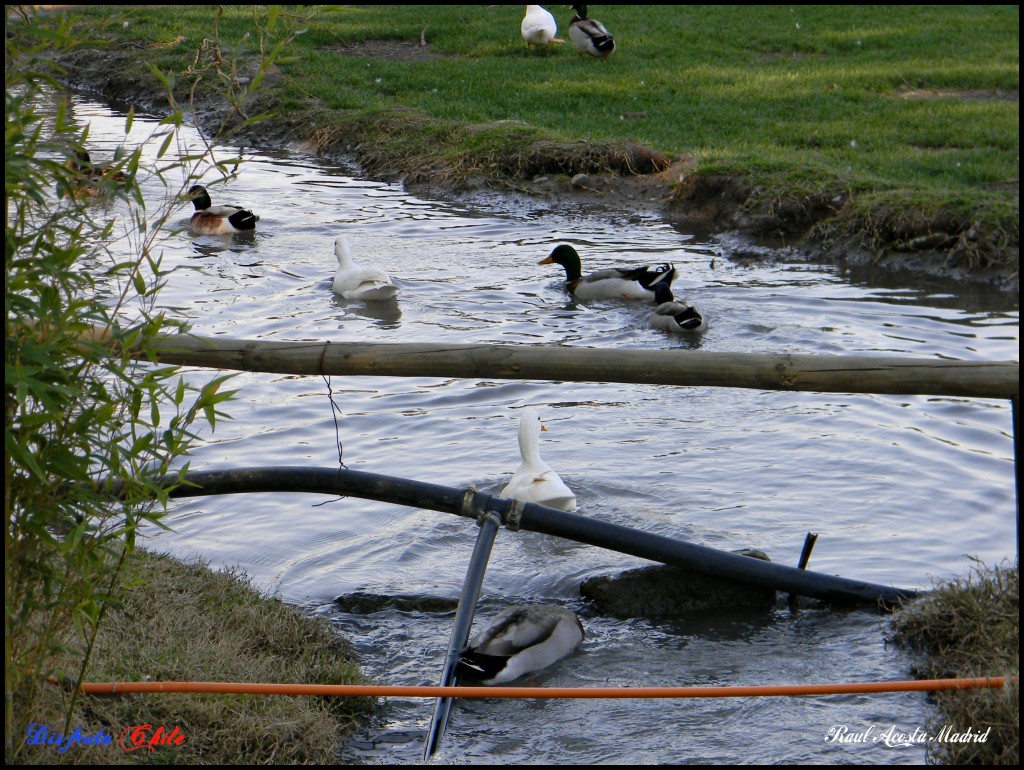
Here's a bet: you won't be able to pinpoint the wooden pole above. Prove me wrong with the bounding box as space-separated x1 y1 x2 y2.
111 332 1018 399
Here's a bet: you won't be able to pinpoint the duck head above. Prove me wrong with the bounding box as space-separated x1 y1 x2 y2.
518 408 549 460
538 244 583 281
334 236 357 269
67 148 95 175
187 185 213 211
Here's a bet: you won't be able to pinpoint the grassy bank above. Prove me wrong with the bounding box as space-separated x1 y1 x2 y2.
19 550 373 764
890 562 1019 765
47 4 1019 281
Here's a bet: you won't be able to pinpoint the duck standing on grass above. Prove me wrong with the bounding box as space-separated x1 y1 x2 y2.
187 185 259 235
457 605 585 684
521 5 564 50
648 283 707 333
331 236 399 301
568 5 615 61
500 409 576 512
539 243 676 301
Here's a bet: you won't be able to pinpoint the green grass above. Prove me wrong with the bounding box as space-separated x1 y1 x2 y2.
23 550 373 765
57 5 1021 240
890 562 1018 765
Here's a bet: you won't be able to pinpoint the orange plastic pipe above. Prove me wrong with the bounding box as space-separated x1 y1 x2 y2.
76 676 1014 699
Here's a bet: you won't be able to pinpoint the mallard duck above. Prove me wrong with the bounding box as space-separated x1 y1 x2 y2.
648 283 707 333
63 148 127 199
331 236 399 301
569 5 615 61
456 604 585 684
500 409 577 512
521 5 564 50
187 185 259 235
539 244 676 300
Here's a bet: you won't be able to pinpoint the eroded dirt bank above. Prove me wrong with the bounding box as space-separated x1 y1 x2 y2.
53 45 1019 294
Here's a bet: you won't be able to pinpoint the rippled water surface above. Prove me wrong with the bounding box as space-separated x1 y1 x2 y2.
68 96 1017 764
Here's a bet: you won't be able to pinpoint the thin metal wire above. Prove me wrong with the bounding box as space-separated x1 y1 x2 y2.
312 371 348 508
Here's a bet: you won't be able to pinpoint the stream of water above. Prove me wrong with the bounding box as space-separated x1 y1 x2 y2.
62 94 1018 765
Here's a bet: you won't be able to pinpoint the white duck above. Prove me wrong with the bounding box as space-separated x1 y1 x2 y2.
569 5 616 61
521 5 563 50
500 409 576 511
539 244 676 301
648 283 707 333
457 604 585 684
331 237 399 301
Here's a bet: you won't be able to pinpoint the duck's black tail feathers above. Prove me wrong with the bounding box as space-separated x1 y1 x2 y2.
228 209 259 231
593 34 615 56
455 650 509 683
674 306 704 330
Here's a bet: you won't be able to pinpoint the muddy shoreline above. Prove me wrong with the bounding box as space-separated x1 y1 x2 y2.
54 45 1019 295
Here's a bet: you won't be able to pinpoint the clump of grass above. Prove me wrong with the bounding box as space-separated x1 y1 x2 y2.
811 190 1020 273
890 561 1019 765
24 550 374 765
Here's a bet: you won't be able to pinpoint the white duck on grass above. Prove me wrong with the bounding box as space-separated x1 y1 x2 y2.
521 5 564 50
456 604 585 684
500 409 576 512
648 283 707 333
539 243 676 301
331 236 399 301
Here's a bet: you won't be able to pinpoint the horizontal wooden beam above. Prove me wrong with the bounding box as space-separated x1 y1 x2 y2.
119 332 1019 399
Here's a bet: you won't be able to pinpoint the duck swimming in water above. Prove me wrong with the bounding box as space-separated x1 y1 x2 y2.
457 604 585 684
539 244 676 301
62 148 127 199
648 283 707 333
500 409 576 512
187 185 259 235
331 236 399 301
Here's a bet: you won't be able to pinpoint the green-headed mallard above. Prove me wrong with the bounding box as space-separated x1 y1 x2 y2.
539 244 676 300
187 185 259 235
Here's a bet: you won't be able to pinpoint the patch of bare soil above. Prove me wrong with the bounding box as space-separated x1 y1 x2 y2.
320 37 451 62
895 86 1019 102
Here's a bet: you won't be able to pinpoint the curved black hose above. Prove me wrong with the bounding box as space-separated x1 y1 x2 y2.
138 466 918 606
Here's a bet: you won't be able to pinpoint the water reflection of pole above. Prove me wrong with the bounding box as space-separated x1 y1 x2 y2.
424 508 501 759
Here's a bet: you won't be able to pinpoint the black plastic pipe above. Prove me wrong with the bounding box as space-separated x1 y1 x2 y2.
797 533 820 570
135 467 919 605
